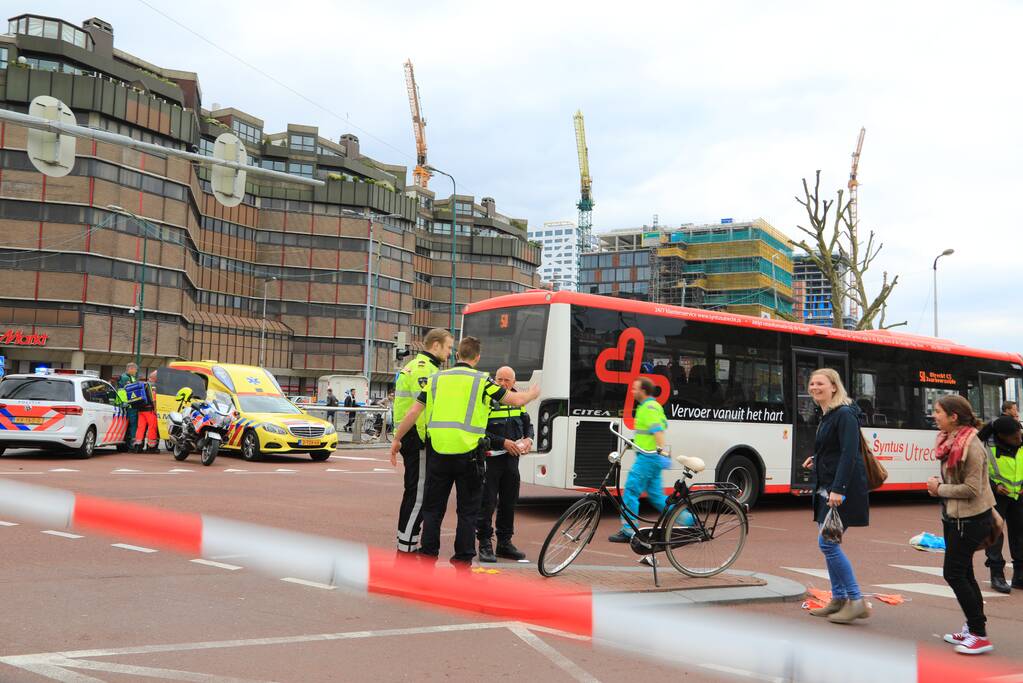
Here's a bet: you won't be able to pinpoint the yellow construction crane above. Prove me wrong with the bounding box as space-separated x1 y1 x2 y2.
848 127 865 231
573 110 593 248
404 59 429 189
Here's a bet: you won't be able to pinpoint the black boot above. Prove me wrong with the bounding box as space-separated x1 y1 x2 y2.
478 541 497 563
1012 565 1023 589
991 568 1011 594
496 541 526 561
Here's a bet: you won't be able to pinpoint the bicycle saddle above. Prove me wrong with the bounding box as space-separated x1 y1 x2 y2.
676 455 706 473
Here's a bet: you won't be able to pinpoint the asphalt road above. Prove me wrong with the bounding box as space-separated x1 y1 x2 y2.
0 445 1021 681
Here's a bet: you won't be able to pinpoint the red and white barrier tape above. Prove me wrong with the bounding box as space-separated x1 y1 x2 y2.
0 478 1018 682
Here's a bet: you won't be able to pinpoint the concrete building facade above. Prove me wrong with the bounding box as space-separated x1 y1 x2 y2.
0 14 540 394
579 219 795 319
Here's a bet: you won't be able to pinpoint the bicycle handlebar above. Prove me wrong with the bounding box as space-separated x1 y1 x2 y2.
608 421 643 452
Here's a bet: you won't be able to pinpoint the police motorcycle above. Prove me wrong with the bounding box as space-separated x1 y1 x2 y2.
166 387 235 466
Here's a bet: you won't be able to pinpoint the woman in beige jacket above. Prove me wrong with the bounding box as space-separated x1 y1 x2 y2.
927 394 997 655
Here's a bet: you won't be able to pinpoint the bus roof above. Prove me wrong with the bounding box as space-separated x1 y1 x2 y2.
464 291 1023 365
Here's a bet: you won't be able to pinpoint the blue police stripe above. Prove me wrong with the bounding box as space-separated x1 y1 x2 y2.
0 408 30 431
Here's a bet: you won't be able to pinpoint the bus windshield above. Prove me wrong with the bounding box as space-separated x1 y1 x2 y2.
463 305 549 376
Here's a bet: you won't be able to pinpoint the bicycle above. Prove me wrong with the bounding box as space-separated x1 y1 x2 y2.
537 423 749 586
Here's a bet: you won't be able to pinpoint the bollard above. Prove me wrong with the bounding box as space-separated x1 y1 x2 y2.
353 411 364 444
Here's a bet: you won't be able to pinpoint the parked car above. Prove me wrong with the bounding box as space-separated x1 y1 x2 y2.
0 369 127 458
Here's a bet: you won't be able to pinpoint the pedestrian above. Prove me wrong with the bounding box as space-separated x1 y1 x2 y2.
133 370 160 453
477 365 533 563
977 401 1019 442
389 336 539 564
608 377 672 549
928 394 997 655
344 388 356 432
118 362 139 450
325 388 339 407
390 329 453 553
983 416 1023 594
801 368 871 625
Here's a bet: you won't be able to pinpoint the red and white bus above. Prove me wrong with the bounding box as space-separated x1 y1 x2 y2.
462 291 1023 506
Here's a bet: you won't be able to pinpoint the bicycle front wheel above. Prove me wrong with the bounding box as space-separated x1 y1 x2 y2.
663 492 748 578
538 497 601 577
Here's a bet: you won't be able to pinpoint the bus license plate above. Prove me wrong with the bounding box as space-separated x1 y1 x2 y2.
300 439 320 447
14 417 44 424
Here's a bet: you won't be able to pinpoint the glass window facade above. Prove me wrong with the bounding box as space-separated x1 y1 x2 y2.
289 134 316 151
231 119 262 145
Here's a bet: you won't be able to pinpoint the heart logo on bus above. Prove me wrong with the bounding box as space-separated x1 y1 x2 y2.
594 327 670 430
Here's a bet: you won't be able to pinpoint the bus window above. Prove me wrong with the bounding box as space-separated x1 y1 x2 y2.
463 305 549 377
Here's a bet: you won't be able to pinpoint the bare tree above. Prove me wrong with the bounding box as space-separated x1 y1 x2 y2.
792 171 904 330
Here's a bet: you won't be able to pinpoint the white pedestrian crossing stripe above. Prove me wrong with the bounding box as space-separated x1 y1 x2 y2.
781 567 831 580
874 583 1007 599
890 564 943 577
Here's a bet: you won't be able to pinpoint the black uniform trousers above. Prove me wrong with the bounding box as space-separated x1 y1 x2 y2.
477 452 520 545
395 430 426 553
984 492 1023 574
418 447 483 562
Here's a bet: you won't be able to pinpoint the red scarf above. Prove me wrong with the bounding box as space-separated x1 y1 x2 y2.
935 426 977 471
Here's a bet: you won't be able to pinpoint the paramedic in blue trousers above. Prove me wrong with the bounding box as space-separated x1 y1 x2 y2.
390 336 539 564
476 365 533 563
117 362 139 448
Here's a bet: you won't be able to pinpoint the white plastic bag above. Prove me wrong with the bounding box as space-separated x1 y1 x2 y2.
821 506 844 544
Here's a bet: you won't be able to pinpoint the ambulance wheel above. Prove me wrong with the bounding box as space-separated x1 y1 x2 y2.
310 451 331 462
0 447 6 457
241 431 261 462
76 427 96 459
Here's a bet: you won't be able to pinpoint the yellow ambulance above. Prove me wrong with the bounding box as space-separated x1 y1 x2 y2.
155 362 337 461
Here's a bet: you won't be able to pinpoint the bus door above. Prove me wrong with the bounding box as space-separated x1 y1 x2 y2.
791 350 849 492
976 371 1010 422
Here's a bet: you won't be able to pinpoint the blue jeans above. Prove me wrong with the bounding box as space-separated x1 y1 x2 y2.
818 532 861 600
620 454 669 536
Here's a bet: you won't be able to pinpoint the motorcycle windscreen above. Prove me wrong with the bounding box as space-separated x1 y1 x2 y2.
155 369 209 440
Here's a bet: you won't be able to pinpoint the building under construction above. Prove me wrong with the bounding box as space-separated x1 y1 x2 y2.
578 219 795 319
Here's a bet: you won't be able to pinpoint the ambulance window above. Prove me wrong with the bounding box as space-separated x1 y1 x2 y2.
212 366 236 392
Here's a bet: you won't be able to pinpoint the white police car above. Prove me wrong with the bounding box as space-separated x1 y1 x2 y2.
0 369 128 458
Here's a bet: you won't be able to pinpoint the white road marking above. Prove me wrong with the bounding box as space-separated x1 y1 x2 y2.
48 468 78 472
373 467 395 472
0 471 45 475
332 455 384 461
280 577 335 590
874 582 1008 599
168 468 194 473
274 468 297 473
41 530 82 539
45 657 263 682
508 624 598 683
111 543 157 553
781 567 831 580
0 520 19 526
223 469 248 472
750 524 788 532
325 468 350 472
210 554 248 560
890 564 943 577
111 468 142 473
191 559 242 571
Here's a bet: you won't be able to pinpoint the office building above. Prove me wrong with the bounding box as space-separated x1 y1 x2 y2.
527 220 588 291
793 255 859 328
0 13 540 394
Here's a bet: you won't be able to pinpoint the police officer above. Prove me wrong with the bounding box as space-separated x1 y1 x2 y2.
118 362 139 449
390 336 539 564
984 416 1023 593
390 328 454 553
477 366 533 563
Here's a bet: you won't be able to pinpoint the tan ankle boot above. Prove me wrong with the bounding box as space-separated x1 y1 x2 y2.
808 598 846 617
827 598 870 624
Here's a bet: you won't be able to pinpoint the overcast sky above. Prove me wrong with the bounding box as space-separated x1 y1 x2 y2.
27 1 1023 353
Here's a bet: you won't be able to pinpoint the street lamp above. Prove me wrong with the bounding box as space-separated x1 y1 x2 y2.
425 164 457 359
107 205 153 368
933 248 954 337
259 276 277 367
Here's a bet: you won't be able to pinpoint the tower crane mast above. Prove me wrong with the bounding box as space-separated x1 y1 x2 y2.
573 110 594 271
404 59 429 189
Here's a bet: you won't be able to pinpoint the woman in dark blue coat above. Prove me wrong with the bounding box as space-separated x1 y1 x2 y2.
801 368 870 624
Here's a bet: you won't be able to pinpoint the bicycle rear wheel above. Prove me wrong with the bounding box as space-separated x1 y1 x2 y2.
663 492 747 578
538 497 601 577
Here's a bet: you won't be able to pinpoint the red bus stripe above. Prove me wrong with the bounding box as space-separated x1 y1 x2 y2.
72 495 203 555
463 292 1022 364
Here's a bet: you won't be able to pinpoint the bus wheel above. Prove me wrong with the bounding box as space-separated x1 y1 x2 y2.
720 454 761 508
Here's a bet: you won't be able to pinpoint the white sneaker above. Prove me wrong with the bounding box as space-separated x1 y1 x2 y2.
943 624 969 645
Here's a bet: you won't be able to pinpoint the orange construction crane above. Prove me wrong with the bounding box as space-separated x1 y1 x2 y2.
404 59 429 189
